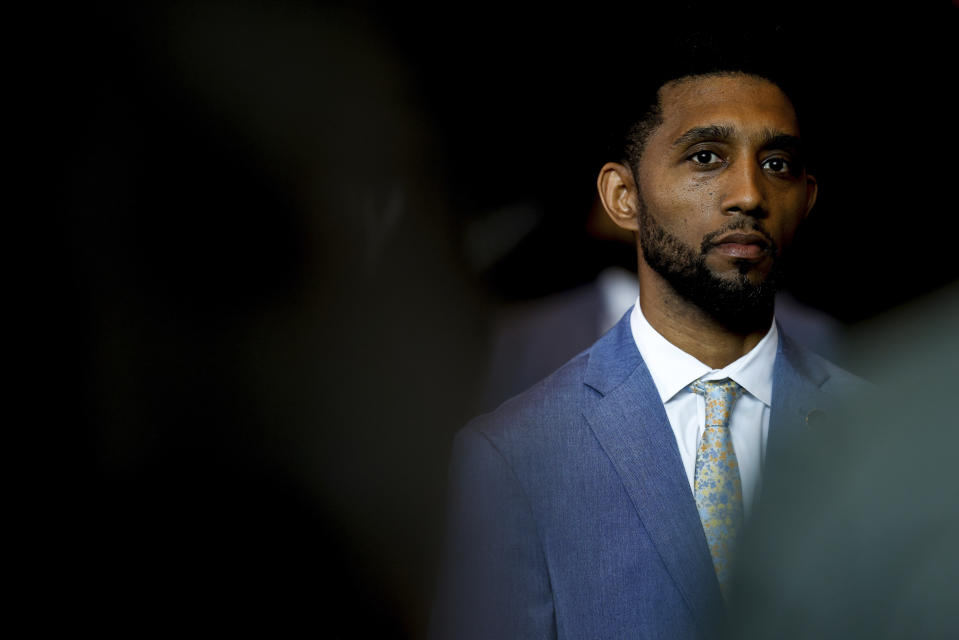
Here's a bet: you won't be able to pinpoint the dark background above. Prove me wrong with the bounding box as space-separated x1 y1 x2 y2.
28 1 957 636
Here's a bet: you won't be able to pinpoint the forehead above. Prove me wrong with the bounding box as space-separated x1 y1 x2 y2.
655 74 800 144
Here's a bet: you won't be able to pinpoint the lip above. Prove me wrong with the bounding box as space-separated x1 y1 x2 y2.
710 232 770 260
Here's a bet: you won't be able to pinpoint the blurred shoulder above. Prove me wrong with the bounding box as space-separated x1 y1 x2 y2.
783 333 873 398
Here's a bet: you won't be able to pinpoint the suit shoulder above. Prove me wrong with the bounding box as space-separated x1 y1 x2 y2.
467 350 590 431
467 348 592 439
795 344 873 397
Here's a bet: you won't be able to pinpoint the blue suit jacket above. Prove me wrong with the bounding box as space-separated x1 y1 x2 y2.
433 311 867 640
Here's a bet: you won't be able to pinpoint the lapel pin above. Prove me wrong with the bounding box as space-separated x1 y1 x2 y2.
804 409 827 428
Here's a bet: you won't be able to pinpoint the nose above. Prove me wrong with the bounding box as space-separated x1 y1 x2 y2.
721 159 767 218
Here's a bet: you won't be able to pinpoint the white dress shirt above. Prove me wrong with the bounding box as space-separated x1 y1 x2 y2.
629 298 777 517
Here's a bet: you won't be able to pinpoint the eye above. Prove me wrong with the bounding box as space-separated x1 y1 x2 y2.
762 157 791 174
689 150 722 165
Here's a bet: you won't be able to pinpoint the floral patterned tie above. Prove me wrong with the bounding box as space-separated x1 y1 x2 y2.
689 379 745 600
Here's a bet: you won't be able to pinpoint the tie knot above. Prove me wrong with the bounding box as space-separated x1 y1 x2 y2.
689 379 744 427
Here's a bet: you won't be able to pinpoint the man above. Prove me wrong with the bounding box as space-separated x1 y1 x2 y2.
432 65 867 639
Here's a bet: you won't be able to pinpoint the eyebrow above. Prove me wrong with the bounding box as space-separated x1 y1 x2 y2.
670 125 736 149
670 125 805 155
759 131 804 155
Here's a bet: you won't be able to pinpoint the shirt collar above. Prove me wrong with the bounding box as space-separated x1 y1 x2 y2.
629 297 777 406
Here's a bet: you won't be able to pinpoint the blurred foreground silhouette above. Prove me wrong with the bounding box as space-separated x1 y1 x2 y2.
48 3 484 635
726 282 959 639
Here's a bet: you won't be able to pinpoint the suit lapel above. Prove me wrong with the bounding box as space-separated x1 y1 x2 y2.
767 328 834 467
582 315 724 638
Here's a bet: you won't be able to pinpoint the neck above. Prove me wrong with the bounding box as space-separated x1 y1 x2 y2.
637 265 773 369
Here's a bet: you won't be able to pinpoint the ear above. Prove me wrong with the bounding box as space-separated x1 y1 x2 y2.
597 162 639 231
804 173 819 217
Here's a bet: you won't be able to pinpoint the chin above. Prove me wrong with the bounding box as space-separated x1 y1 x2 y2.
712 266 771 287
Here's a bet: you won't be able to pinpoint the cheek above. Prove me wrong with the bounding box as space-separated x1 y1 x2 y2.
640 169 718 232
770 192 811 246
682 183 722 226
677 169 720 204
661 176 714 210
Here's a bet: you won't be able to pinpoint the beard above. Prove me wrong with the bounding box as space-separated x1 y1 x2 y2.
637 194 781 333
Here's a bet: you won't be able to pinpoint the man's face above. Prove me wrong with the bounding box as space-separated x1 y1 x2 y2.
634 74 817 325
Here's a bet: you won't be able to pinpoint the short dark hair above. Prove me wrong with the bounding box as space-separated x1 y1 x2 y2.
605 21 809 175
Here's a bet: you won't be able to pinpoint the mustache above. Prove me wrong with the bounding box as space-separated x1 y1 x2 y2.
699 218 777 255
